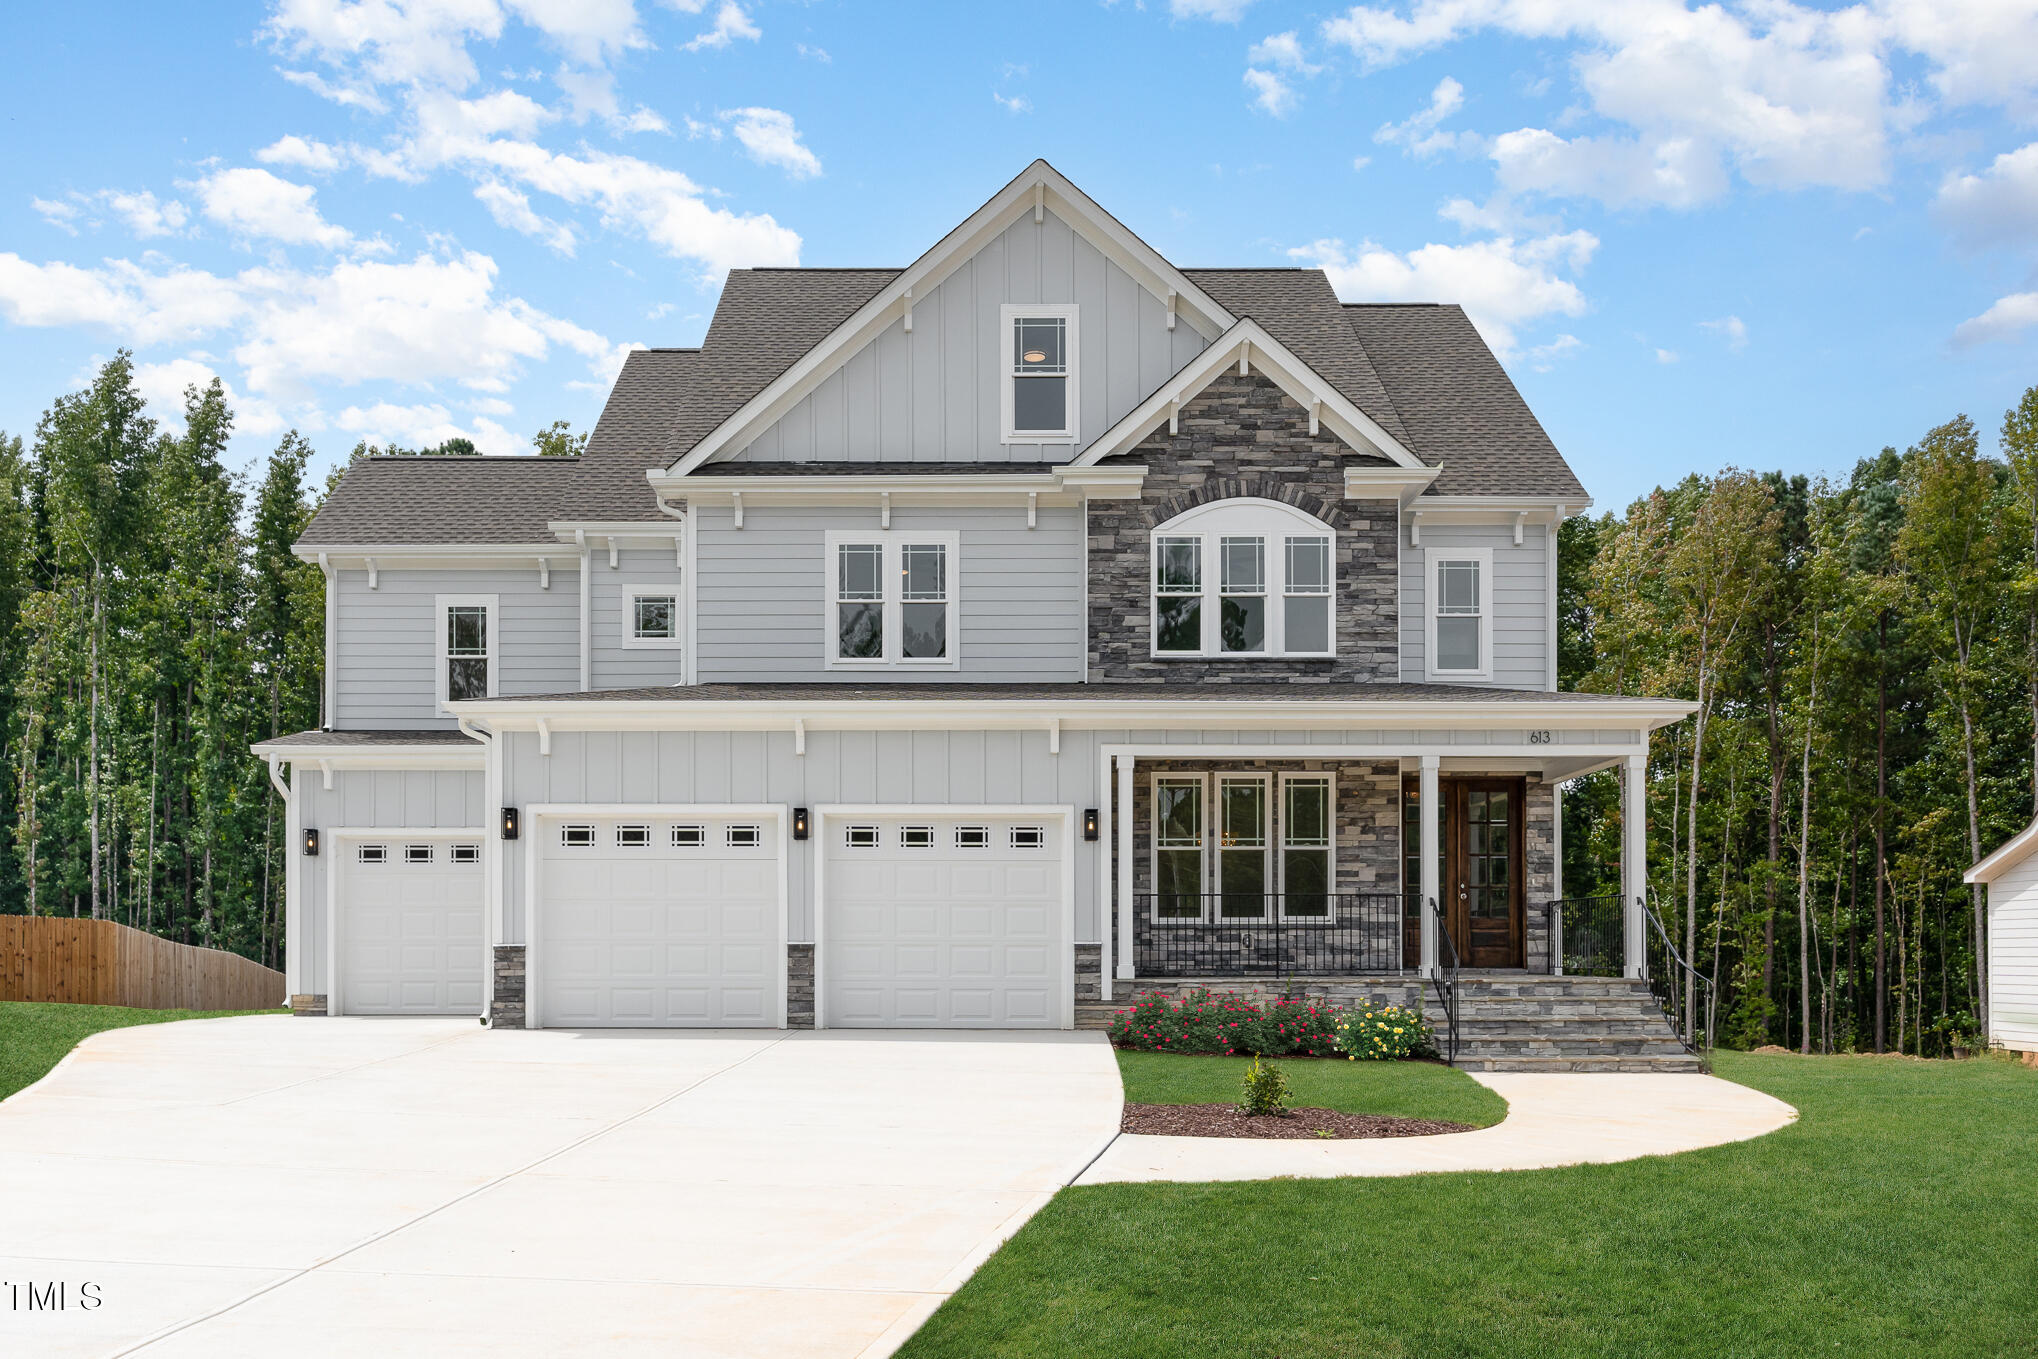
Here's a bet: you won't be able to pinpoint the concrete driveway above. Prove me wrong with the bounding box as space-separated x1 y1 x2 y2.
0 1017 1122 1358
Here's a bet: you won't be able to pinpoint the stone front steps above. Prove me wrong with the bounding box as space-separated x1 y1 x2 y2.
1080 973 1705 1073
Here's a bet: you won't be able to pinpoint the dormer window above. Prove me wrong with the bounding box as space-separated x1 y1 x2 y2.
1149 500 1336 659
1001 304 1079 444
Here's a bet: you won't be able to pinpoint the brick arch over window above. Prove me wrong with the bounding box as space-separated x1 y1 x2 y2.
1142 478 1350 535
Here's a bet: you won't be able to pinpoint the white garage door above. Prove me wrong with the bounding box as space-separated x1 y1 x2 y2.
536 814 781 1027
338 838 486 1015
824 813 1066 1029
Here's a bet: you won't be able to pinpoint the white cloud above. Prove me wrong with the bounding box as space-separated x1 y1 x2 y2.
1952 291 2038 348
719 107 821 180
993 92 1033 114
681 2 760 52
797 43 830 62
1874 0 2038 113
1934 142 2038 251
336 400 523 453
1249 31 1320 73
1172 0 1255 20
1244 68 1298 117
1318 0 1984 209
1700 314 1748 350
265 0 504 92
187 167 353 248
474 180 578 253
1351 155 1372 171
683 117 722 141
133 357 290 437
0 253 249 345
1656 348 1680 363
276 66 389 113
33 198 81 234
1290 230 1597 355
1524 332 1582 370
1375 76 1469 156
257 134 347 173
103 190 190 238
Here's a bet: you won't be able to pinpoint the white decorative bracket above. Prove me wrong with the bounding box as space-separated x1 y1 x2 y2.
1048 717 1061 756
1512 511 1526 546
674 533 684 568
536 717 552 757
902 287 913 334
731 492 744 529
1166 289 1177 331
793 717 807 756
318 759 334 791
607 537 619 569
1034 182 1044 224
538 557 550 590
1027 492 1038 529
1408 511 1422 547
1238 342 1249 377
1309 398 1321 437
365 557 378 590
1169 397 1179 436
880 491 892 529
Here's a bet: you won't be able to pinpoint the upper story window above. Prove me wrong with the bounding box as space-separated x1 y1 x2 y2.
622 586 682 650
436 594 497 709
1149 500 1336 660
1000 303 1079 444
1425 548 1491 680
824 530 961 669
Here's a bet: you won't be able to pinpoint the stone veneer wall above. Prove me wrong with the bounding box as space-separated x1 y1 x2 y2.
1087 372 1399 683
1073 944 1101 1003
1524 775 1555 974
489 945 526 1029
787 943 815 1029
289 993 327 1017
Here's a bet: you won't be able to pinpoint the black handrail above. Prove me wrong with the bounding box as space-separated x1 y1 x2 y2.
1548 894 1624 977
1642 889 1716 1052
1130 893 1407 977
1427 895 1459 1063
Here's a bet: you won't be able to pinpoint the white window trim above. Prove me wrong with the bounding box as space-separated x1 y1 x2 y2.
1149 771 1209 925
822 529 962 671
1148 499 1337 660
999 302 1080 446
1276 772 1338 923
1213 773 1274 922
618 581 684 650
1424 546 1494 681
435 594 498 714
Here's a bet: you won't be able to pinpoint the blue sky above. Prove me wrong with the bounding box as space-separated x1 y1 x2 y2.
4 1 2038 510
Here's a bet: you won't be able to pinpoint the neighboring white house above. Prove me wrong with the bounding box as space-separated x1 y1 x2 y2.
1965 822 2038 1053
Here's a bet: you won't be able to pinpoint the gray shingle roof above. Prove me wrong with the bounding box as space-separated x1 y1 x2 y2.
252 729 482 750
297 456 584 546
1182 269 1410 449
1344 304 1586 499
459 681 1638 704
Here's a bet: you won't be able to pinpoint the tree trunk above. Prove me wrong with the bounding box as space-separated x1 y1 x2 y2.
1874 616 1889 1053
88 573 102 920
1796 614 1820 1053
1685 665 1708 1041
1954 620 1987 1035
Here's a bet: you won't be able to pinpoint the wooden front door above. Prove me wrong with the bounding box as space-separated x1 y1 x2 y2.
1445 778 1524 969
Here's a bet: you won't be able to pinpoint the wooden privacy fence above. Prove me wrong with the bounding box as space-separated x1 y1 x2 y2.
0 916 285 1011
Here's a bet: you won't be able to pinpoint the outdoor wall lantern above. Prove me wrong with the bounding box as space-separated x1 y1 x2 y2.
501 806 520 841
1083 808 1100 841
793 807 810 840
302 828 320 857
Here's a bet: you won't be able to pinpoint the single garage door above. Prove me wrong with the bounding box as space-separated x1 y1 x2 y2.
337 838 486 1015
536 814 781 1027
824 813 1067 1029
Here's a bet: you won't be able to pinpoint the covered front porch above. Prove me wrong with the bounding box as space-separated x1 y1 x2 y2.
1099 742 1658 985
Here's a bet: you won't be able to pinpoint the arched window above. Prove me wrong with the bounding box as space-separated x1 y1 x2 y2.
1149 498 1336 659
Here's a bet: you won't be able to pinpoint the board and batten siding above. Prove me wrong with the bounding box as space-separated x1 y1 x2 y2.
292 767 486 999
332 567 580 729
691 503 1086 683
1988 856 2038 1051
588 547 686 690
1399 523 1552 690
730 210 1207 464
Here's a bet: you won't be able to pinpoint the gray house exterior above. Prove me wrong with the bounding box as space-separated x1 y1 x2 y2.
257 162 1688 1037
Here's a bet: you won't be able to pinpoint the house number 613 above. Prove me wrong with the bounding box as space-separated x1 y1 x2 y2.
1527 730 1553 745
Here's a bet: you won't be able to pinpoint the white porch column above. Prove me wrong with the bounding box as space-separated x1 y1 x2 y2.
1623 751 1648 979
1418 754 1440 978
1115 754 1136 980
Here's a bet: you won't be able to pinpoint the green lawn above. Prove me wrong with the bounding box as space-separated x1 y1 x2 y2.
1117 1050 1508 1128
903 1052 2038 1358
0 1000 285 1101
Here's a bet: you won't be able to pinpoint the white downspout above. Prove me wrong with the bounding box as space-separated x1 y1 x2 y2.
317 553 336 729
575 530 591 692
460 717 502 1021
268 757 300 1002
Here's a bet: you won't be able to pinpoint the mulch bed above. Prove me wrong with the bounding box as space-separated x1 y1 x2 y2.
1121 1101 1475 1140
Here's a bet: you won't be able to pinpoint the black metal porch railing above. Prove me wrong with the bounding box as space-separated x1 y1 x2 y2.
1547 894 1625 977
1427 895 1459 1063
1645 889 1717 1052
1132 893 1410 977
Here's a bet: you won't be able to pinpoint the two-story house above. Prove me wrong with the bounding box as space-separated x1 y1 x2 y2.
255 162 1691 1057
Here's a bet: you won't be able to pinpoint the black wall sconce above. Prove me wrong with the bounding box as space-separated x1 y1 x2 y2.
1083 808 1100 842
303 827 320 857
792 807 810 840
501 806 520 840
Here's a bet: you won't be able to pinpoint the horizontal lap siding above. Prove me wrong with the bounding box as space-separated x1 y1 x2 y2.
1991 858 2038 1051
732 210 1206 464
693 504 1085 683
1399 523 1550 690
588 547 686 690
333 567 580 729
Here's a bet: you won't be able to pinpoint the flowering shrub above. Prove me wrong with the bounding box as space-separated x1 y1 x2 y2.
1236 1055 1290 1116
1333 1000 1433 1061
1109 989 1344 1057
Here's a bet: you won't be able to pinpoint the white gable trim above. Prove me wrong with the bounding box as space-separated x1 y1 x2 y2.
1063 318 1431 475
1969 816 2038 885
668 160 1237 477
